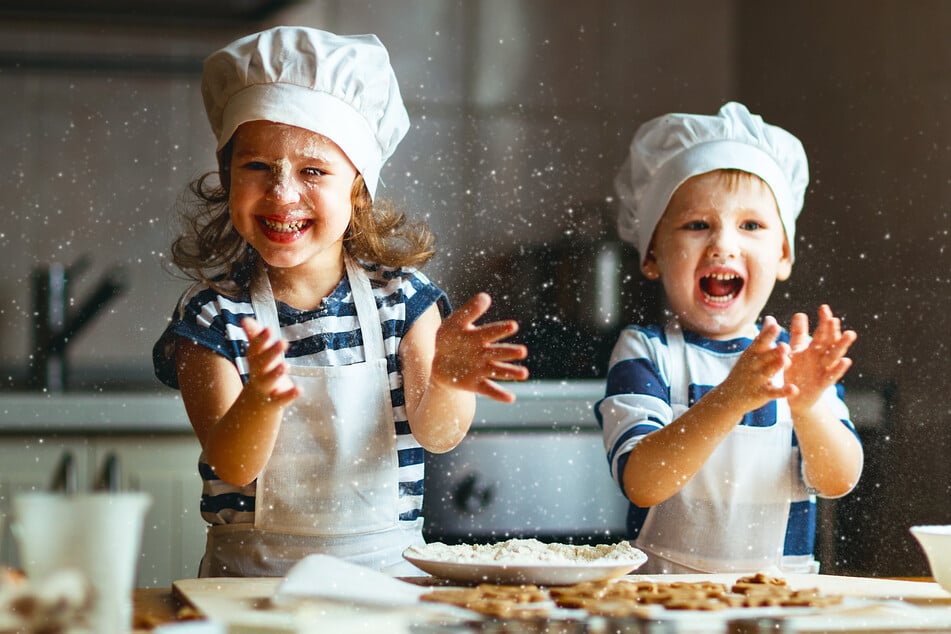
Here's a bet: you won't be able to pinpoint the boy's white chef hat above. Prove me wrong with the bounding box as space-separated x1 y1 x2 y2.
614 101 808 263
202 26 409 200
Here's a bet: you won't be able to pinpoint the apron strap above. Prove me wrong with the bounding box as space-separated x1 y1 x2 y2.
249 255 386 363
664 320 689 409
250 262 283 350
344 255 386 362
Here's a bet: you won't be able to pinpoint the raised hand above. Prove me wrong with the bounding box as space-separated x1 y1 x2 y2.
785 305 857 413
719 316 796 414
240 317 299 406
431 293 529 403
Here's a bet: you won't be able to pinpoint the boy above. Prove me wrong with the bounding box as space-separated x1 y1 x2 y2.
598 102 863 574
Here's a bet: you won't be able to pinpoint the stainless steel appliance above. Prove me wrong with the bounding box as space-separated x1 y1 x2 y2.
422 380 629 545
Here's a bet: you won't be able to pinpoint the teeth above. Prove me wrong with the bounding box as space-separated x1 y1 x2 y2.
262 218 307 233
702 272 740 303
704 292 735 303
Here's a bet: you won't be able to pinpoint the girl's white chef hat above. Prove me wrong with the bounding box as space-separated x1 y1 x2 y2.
614 101 809 263
202 26 409 200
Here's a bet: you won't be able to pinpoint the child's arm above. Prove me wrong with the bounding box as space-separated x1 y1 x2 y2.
622 317 794 507
175 318 300 487
784 305 863 497
400 293 529 453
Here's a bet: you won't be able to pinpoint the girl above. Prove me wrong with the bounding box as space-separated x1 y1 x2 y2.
153 26 528 577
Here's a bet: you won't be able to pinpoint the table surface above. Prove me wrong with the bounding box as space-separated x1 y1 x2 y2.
133 587 188 631
134 575 949 632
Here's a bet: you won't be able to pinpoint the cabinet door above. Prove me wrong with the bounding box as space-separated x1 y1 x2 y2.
0 437 92 568
93 436 206 587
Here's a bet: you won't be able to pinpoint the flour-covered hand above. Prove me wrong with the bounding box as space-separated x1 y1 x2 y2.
719 316 795 414
431 293 529 403
241 317 299 406
785 305 856 413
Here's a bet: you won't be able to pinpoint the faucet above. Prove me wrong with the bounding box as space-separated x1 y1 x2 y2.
30 256 128 392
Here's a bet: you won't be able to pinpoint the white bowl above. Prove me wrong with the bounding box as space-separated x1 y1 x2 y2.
910 525 951 593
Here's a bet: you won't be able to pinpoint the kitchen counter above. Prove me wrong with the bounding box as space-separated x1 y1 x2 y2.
0 392 191 434
0 380 890 434
0 380 607 434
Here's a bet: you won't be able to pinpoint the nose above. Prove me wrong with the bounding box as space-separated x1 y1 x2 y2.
707 227 740 259
266 166 301 204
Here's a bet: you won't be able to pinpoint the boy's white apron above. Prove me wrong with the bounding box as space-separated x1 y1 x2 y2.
634 321 815 574
199 256 423 577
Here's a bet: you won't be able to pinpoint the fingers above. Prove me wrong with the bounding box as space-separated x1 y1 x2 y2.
826 357 853 384
783 305 857 362
463 351 530 387
241 317 298 402
483 342 529 363
826 328 857 359
447 292 493 329
750 315 782 351
784 307 857 406
810 304 839 345
489 360 531 382
448 294 524 345
243 320 287 369
473 378 518 404
729 333 790 407
789 312 809 351
812 304 855 344
814 339 855 383
807 305 857 364
470 320 518 343
242 316 265 339
772 341 793 378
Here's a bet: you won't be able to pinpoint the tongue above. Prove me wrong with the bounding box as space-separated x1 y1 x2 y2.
703 277 739 297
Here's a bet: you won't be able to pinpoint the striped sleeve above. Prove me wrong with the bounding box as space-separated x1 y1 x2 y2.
152 284 254 389
595 325 673 488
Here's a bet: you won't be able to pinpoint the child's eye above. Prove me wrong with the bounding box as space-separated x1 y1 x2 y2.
740 220 762 231
683 220 709 231
239 161 269 171
302 167 326 177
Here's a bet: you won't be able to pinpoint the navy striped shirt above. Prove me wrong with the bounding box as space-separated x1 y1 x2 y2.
153 261 450 529
595 323 859 563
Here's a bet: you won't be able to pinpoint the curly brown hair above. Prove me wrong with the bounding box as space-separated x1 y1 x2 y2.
170 146 435 293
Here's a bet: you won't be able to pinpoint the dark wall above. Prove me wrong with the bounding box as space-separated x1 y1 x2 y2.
736 1 951 576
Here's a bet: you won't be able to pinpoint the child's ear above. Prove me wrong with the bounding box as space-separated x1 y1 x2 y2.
641 251 661 280
776 239 793 281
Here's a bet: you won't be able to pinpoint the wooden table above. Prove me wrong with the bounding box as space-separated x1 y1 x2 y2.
133 587 189 631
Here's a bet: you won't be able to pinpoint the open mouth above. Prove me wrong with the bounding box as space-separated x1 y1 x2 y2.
256 216 314 243
699 272 744 304
258 216 313 234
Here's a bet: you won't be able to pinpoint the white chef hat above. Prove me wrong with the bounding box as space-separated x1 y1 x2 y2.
202 26 409 200
614 101 809 263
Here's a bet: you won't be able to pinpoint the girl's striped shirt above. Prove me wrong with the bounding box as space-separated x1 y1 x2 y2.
153 261 449 531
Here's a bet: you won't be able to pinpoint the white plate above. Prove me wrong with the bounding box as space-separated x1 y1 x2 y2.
403 551 647 586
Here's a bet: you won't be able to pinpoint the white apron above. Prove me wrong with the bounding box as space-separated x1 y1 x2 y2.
199 256 423 577
634 321 805 574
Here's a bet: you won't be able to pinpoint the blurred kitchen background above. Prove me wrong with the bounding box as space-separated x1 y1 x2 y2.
0 0 949 580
